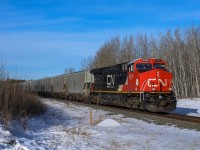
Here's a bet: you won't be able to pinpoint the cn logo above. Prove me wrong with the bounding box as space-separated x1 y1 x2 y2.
147 79 167 87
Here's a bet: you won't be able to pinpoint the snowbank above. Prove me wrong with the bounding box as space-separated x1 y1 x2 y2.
97 119 121 127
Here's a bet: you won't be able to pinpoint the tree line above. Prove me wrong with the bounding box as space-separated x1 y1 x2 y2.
81 26 200 99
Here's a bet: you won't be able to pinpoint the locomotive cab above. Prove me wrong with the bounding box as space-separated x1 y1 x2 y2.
120 58 176 112
131 58 176 112
125 59 172 92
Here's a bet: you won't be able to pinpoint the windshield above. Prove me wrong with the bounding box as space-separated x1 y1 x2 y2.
153 63 167 71
136 63 152 73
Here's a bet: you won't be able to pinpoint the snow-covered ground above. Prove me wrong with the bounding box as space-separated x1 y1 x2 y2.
0 98 200 150
172 98 200 117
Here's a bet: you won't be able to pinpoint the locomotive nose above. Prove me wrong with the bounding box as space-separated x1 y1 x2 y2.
140 69 172 92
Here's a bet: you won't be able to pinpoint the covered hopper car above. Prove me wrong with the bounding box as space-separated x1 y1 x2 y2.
19 70 94 100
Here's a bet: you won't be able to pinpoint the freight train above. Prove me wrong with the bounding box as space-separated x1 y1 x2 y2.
19 58 176 112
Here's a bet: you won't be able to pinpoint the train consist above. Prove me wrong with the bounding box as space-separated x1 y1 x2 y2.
19 58 176 112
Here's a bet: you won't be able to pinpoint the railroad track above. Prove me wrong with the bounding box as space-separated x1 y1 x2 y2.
104 105 200 125
159 113 200 124
47 97 200 130
132 110 200 124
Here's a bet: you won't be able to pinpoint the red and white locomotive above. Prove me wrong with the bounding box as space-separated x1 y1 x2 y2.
90 58 176 112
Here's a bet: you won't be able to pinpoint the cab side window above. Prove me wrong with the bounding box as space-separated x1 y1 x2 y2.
128 64 134 72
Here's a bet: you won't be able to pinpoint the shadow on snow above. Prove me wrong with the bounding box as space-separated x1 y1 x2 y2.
172 107 198 115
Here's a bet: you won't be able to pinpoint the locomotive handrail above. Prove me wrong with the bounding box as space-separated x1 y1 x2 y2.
140 80 147 102
171 80 176 95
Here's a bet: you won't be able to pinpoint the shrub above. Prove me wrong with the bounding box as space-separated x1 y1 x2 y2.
0 80 46 127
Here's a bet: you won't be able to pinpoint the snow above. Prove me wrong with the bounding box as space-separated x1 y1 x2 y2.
0 124 28 150
172 98 200 117
97 119 121 127
0 98 200 149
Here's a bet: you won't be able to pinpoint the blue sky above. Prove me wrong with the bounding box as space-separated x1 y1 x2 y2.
0 0 200 79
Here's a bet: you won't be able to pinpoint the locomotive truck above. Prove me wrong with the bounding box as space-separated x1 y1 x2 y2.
19 58 176 112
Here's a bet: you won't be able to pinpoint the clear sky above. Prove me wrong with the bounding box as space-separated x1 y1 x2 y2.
0 0 200 80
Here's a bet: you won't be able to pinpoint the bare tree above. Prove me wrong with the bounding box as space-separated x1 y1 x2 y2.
119 34 136 63
80 56 93 70
0 58 8 80
135 34 150 58
92 35 121 68
64 67 76 74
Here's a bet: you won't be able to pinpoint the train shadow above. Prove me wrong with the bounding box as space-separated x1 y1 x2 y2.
172 107 198 115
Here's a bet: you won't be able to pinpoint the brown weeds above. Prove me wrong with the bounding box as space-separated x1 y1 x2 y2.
0 80 46 128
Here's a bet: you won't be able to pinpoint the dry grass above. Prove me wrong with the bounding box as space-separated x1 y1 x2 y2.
0 80 46 128
64 127 90 141
91 117 103 125
69 128 90 137
109 140 122 150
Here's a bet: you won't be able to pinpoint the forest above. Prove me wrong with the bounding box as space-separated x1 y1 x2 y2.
81 26 200 99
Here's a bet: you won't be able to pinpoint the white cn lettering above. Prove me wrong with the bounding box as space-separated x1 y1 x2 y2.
147 78 167 87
